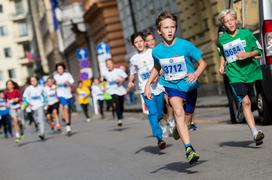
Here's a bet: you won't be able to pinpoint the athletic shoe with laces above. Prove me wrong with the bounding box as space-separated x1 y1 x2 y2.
158 139 166 150
172 126 180 140
66 125 72 136
39 134 45 141
254 130 264 146
117 120 123 127
188 123 198 131
15 137 21 143
186 146 200 165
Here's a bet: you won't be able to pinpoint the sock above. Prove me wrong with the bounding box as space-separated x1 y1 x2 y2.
185 143 192 150
251 127 258 137
15 132 20 138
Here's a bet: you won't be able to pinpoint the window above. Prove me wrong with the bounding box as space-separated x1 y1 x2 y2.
15 0 24 15
0 4 3 13
0 26 8 36
4 48 12 58
8 69 16 79
18 22 28 37
0 70 3 81
23 43 31 52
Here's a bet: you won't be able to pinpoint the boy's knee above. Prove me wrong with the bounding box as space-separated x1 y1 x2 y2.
173 108 185 118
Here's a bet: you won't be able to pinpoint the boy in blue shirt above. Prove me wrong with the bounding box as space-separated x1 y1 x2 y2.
144 11 207 164
0 90 13 138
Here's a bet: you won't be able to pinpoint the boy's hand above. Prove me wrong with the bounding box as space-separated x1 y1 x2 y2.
219 65 225 75
236 52 249 60
144 85 152 100
127 81 135 89
186 73 198 82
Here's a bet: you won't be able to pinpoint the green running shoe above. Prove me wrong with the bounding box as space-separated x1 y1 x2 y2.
186 146 200 165
254 131 264 146
173 126 180 140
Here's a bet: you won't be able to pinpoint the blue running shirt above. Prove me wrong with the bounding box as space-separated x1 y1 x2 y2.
152 38 203 92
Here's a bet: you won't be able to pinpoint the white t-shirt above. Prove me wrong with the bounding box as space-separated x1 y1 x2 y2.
54 72 74 99
129 49 164 95
92 85 104 100
23 85 45 110
44 85 59 105
103 68 127 96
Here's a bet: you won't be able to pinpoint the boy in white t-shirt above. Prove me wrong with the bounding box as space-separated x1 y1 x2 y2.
54 63 74 136
128 32 166 150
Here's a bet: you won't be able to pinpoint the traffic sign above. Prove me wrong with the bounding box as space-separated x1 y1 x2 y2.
96 42 110 55
76 48 89 60
79 72 89 81
80 60 90 68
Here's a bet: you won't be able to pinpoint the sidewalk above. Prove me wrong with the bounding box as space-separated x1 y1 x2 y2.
125 95 229 113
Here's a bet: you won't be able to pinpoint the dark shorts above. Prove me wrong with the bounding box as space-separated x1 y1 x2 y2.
230 83 254 104
46 102 59 115
165 87 197 114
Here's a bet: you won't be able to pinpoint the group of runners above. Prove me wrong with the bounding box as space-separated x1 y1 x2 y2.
0 9 265 165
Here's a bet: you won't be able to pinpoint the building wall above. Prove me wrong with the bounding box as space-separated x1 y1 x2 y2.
0 0 33 89
117 0 181 59
84 0 127 65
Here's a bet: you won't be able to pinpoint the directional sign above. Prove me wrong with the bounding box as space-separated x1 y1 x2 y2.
80 60 90 68
79 72 89 81
96 42 110 55
76 48 89 60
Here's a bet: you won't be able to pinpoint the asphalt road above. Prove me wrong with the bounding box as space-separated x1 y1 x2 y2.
0 107 271 180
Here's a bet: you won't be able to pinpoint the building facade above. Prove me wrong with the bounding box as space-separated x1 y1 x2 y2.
116 0 181 59
0 0 37 89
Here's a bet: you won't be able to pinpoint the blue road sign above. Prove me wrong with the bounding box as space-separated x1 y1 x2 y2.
79 72 89 81
96 42 110 55
80 60 90 68
76 48 89 60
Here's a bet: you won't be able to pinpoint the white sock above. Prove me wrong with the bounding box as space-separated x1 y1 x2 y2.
251 127 258 137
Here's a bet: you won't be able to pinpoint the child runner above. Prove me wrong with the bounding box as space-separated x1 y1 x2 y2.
0 90 13 138
217 9 264 145
44 77 61 131
54 63 74 136
23 76 46 140
128 32 166 150
103 59 127 126
76 80 91 122
5 80 24 143
92 78 105 119
144 11 207 164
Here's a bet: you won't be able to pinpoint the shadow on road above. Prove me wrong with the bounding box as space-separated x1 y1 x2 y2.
109 127 130 132
151 160 207 174
135 144 173 155
16 136 54 147
219 141 261 149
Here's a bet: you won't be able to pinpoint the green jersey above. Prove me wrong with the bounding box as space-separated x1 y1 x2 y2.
217 28 263 83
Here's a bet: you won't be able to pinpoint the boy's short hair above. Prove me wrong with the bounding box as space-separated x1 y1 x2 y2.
78 80 82 84
143 31 154 39
55 62 66 71
217 9 237 26
105 58 113 63
130 32 145 45
156 11 178 30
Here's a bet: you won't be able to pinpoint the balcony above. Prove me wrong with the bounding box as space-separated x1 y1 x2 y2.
15 33 32 44
19 57 32 65
10 11 28 21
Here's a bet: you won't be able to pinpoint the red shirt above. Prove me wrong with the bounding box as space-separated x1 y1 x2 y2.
4 89 22 110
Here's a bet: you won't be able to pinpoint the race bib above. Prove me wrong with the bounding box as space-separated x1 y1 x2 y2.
58 83 68 88
160 56 187 81
79 92 86 98
31 96 41 100
223 38 245 63
139 69 151 81
108 81 117 86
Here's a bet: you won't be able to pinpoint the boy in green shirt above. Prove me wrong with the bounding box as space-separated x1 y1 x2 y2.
217 9 264 146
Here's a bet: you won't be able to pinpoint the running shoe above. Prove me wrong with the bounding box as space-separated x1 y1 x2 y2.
39 134 45 141
186 146 200 165
15 137 21 143
66 125 72 136
117 120 123 127
158 139 166 150
188 122 198 131
86 118 91 122
254 130 264 146
172 126 180 140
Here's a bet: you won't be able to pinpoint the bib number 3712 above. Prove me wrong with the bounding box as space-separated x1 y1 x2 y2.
160 56 187 81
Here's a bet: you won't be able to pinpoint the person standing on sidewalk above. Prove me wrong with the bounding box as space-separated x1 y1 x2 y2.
54 63 74 136
76 81 91 122
144 11 207 164
23 76 46 140
217 9 264 146
103 59 127 127
128 32 166 150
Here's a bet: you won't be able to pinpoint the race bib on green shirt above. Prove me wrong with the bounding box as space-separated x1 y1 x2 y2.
223 38 245 63
160 56 187 81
